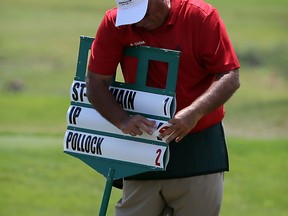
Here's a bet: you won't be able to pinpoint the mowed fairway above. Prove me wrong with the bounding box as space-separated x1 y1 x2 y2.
0 135 122 216
0 136 287 216
0 0 287 215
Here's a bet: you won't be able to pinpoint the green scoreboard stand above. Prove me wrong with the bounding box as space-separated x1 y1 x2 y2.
63 36 180 215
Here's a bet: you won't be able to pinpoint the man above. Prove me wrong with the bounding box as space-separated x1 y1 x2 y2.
87 0 240 215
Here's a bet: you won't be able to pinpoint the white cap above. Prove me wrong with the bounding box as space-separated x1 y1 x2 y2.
115 0 148 27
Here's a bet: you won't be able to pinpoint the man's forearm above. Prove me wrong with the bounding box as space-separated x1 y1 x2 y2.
86 72 129 129
189 69 240 121
86 71 157 136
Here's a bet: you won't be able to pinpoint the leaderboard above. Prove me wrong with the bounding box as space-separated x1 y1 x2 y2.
63 36 180 179
64 80 175 170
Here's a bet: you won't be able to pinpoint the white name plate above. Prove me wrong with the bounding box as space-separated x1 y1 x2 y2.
67 105 170 142
70 80 176 118
64 130 169 169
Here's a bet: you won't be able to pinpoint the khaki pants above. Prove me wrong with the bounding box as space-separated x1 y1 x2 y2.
115 172 224 216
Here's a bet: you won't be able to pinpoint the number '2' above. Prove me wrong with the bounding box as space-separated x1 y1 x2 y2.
155 149 162 166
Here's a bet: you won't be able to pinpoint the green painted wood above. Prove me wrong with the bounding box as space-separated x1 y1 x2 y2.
65 35 181 216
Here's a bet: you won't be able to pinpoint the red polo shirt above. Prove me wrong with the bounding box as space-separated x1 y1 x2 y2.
88 0 240 133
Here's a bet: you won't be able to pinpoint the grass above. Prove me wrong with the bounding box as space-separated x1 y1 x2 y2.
224 68 288 138
0 94 69 135
222 138 288 216
208 0 288 49
0 0 288 215
0 135 122 216
0 136 287 216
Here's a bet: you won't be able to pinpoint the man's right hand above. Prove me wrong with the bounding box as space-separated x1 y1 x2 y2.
119 114 157 136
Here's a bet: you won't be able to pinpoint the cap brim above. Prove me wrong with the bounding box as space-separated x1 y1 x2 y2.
116 0 148 27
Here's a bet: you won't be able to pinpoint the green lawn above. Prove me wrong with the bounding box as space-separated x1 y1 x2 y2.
0 0 287 215
0 136 287 216
0 135 121 216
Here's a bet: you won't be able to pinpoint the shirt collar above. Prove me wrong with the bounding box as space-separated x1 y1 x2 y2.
166 0 182 26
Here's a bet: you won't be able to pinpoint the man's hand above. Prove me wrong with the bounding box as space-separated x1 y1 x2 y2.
158 107 198 143
159 69 240 143
120 114 157 136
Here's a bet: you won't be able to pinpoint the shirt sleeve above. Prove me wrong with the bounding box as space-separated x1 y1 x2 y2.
88 9 124 75
199 9 240 73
